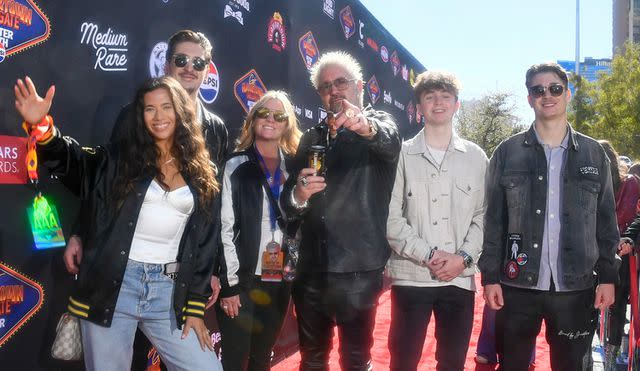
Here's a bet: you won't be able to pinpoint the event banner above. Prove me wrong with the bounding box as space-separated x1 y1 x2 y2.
0 0 425 369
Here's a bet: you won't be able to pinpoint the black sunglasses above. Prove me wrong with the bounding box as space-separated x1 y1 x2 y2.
255 107 289 123
528 84 565 98
172 54 208 71
317 77 356 95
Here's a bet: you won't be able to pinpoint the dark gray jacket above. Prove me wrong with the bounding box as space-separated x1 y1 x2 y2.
478 124 619 290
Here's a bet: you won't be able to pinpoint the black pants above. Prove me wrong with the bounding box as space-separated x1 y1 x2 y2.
609 254 630 346
292 270 383 371
388 285 474 371
501 285 597 371
216 277 291 371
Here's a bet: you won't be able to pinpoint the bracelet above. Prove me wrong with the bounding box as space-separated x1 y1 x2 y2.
361 119 378 139
22 115 55 144
290 185 309 210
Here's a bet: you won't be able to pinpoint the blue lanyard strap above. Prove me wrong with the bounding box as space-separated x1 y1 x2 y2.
255 147 282 233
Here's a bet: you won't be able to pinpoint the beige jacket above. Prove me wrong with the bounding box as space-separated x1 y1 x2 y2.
386 129 488 291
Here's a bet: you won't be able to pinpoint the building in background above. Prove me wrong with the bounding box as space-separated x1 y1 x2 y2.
613 0 640 53
557 57 612 93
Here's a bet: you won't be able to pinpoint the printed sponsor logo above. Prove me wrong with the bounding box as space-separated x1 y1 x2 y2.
323 0 335 19
199 61 220 104
390 50 400 76
401 64 408 81
298 31 319 70
409 68 416 87
318 107 327 123
357 19 365 48
339 6 355 39
383 90 392 105
304 108 313 119
366 37 378 52
0 262 44 347
407 100 415 123
224 0 247 25
267 12 286 52
0 0 50 61
233 69 267 113
394 100 405 110
148 41 167 78
366 75 380 105
79 21 128 72
0 136 27 184
380 45 388 63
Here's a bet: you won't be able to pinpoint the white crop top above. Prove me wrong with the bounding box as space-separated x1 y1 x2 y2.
128 179 194 264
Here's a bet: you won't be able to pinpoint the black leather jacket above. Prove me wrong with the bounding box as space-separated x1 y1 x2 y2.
39 129 220 328
478 125 620 290
218 147 296 297
110 99 228 167
281 107 401 273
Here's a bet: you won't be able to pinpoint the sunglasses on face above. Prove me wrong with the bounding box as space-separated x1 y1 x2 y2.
254 107 289 122
172 54 207 71
528 84 565 98
317 77 356 95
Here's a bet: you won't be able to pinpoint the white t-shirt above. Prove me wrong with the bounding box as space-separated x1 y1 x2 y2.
426 144 446 166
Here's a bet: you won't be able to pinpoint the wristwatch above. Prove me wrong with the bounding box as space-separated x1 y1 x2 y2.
455 251 473 268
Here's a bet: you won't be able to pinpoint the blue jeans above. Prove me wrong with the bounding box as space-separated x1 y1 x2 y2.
80 259 221 371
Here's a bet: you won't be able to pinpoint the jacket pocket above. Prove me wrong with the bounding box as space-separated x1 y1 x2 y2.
500 174 527 210
578 180 600 215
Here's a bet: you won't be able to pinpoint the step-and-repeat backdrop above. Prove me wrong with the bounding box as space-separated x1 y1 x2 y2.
0 0 425 368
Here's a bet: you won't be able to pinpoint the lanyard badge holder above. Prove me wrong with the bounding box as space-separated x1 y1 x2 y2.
256 148 284 282
23 116 66 250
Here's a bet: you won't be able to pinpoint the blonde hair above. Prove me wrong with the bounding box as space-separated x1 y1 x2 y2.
235 90 302 156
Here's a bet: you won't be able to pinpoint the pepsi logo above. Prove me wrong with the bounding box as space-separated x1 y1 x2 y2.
380 46 388 63
199 61 220 104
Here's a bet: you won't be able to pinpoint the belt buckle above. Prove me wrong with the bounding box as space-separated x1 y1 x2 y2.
163 262 180 280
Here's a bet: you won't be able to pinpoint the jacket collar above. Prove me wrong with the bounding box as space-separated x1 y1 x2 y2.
523 122 579 151
406 128 467 155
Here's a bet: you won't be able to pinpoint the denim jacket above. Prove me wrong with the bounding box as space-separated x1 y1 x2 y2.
478 124 619 291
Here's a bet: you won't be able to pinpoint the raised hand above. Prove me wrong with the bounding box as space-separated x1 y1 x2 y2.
14 76 55 125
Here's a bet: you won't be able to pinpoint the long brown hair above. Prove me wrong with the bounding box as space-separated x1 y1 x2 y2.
598 139 626 194
235 90 302 156
112 76 219 214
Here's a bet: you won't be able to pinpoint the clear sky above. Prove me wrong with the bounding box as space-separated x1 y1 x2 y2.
359 0 613 124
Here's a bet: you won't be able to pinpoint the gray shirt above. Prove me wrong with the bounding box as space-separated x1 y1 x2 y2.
534 125 570 291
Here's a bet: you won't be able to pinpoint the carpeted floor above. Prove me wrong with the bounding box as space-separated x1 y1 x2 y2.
273 276 548 370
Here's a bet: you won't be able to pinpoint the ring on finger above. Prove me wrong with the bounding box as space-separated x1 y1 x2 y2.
300 176 309 186
345 108 355 119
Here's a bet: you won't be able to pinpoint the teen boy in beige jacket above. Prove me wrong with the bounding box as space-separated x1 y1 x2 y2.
386 71 488 371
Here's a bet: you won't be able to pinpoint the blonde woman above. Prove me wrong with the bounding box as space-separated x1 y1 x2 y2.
217 91 302 370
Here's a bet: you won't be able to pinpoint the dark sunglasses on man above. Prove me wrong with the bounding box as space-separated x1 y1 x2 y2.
528 84 565 98
171 54 208 71
254 107 289 123
317 77 356 95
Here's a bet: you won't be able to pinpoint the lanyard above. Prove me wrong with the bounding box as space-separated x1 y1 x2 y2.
255 147 282 233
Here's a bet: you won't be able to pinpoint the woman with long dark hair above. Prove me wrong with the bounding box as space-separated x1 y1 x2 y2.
216 90 301 370
14 76 222 370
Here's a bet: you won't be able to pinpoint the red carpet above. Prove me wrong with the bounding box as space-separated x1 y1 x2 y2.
273 276 550 370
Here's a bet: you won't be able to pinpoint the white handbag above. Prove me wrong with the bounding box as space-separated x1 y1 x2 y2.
51 312 83 361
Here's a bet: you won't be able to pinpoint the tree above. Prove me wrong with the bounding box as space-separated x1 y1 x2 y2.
456 91 525 157
569 41 640 159
567 74 596 135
